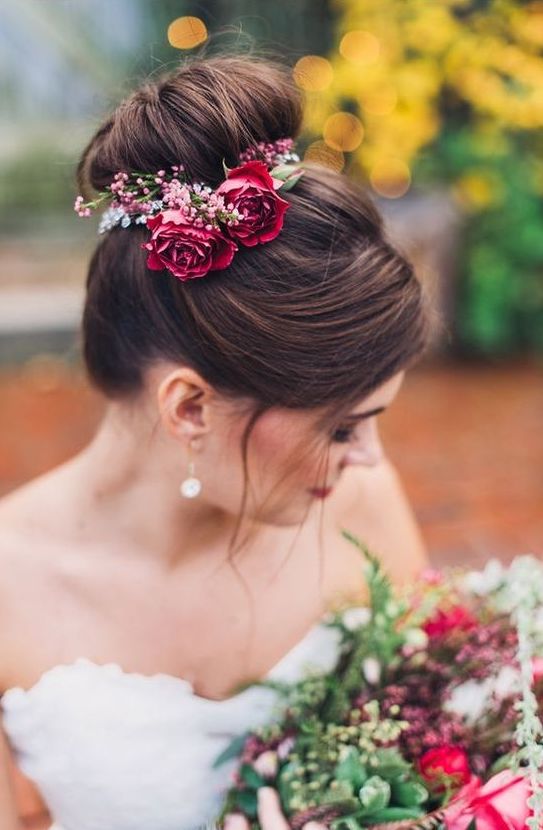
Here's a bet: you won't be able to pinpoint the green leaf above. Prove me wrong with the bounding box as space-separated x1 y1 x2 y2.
234 788 258 818
269 163 300 180
270 163 305 191
363 805 426 823
358 776 391 815
239 763 266 790
489 752 514 775
277 171 305 192
222 158 233 178
213 732 248 768
335 747 368 790
391 779 429 807
370 748 411 780
331 818 363 830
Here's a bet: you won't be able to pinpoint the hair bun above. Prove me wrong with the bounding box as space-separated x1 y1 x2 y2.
77 54 303 199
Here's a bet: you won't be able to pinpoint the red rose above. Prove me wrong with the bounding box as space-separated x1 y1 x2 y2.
142 210 237 281
418 746 472 793
443 770 532 830
215 160 290 247
422 605 477 639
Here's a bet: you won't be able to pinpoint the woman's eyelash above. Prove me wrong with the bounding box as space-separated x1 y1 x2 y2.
331 426 355 443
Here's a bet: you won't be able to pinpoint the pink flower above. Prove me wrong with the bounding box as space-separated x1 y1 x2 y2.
215 160 290 247
142 210 237 281
532 656 543 683
252 750 278 779
418 746 472 793
420 567 443 586
423 605 477 639
443 770 532 830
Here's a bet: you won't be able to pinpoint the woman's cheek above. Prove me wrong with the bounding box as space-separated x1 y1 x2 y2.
249 411 310 491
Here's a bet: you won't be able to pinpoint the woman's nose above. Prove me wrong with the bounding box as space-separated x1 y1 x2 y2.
343 422 384 468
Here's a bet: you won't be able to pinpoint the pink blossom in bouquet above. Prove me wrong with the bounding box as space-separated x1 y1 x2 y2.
443 769 532 830
423 605 477 639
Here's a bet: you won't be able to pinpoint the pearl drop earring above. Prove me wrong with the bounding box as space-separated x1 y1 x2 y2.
180 440 202 499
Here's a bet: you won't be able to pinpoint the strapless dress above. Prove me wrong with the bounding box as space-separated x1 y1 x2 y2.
0 622 342 830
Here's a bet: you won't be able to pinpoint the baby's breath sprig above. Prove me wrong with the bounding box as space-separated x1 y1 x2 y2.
498 556 543 829
74 164 242 235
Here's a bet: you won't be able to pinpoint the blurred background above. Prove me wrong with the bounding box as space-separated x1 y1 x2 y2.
1 0 542 566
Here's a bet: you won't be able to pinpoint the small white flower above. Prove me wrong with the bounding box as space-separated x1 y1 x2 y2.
362 657 381 685
342 607 371 630
445 666 521 723
494 664 522 698
534 607 543 630
463 559 505 596
404 627 429 649
445 679 491 722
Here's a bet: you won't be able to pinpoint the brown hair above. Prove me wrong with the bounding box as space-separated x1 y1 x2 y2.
77 52 431 549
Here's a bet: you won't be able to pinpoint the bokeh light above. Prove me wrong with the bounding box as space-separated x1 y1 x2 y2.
369 158 411 198
304 140 345 171
293 56 334 91
167 16 208 50
339 30 381 65
323 112 364 151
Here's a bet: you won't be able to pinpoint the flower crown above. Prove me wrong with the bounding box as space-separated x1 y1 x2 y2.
74 137 303 282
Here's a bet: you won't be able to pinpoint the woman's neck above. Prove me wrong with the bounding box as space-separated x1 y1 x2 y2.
64 403 242 569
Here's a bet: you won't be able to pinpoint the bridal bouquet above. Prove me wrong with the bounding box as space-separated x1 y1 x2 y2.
216 533 543 829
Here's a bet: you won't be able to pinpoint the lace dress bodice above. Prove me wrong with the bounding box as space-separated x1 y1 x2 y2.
0 623 341 830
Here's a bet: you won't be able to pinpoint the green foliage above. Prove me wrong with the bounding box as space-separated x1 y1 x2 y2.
220 532 432 826
416 129 543 356
213 732 249 769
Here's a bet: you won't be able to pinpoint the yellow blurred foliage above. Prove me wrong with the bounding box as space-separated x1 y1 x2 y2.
300 0 543 197
452 171 505 212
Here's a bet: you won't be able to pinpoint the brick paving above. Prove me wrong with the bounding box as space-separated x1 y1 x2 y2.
0 358 542 568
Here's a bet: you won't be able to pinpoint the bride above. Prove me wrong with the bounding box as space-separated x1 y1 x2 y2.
0 54 430 830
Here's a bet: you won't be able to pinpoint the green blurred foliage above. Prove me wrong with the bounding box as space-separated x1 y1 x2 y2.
416 129 543 355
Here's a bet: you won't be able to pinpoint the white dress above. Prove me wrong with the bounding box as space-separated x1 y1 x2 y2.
0 623 341 830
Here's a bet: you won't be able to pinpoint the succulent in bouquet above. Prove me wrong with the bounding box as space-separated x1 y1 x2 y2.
216 533 543 829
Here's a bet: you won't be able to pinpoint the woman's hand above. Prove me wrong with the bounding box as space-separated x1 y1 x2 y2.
223 786 326 830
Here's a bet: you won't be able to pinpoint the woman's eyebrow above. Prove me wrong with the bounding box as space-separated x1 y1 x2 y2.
345 406 386 421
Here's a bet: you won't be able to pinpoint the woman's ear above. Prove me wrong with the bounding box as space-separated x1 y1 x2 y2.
156 367 214 442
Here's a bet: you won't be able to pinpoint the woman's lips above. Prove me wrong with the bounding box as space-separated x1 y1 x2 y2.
308 487 333 499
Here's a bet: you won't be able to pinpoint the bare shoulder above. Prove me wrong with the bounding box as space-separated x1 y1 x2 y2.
0 477 65 690
327 457 428 593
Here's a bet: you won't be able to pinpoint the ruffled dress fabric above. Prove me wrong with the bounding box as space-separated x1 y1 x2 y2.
0 623 341 830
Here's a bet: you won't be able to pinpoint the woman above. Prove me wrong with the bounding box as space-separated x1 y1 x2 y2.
0 53 430 830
